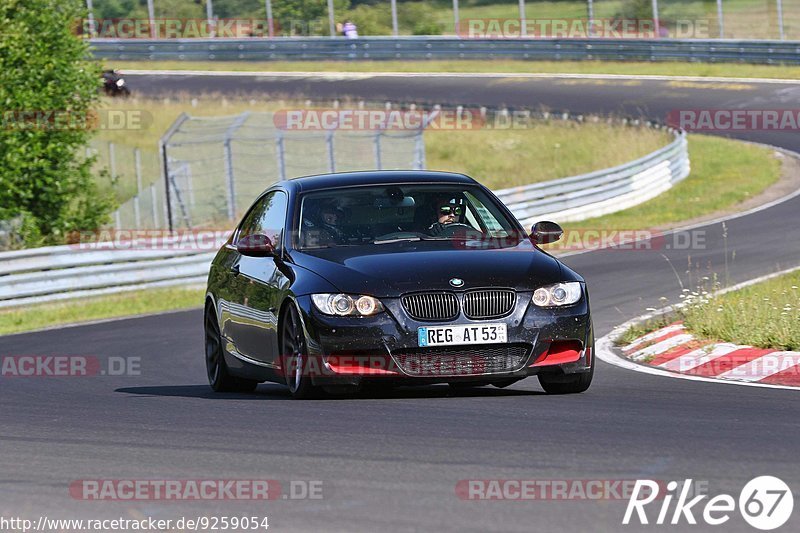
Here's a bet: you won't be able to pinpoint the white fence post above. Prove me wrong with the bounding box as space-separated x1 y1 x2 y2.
133 148 142 229
265 0 274 37
651 0 660 37
391 0 398 37
147 0 156 38
326 131 336 173
327 0 335 37
373 132 382 169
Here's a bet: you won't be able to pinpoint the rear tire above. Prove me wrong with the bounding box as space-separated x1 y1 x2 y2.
205 304 258 393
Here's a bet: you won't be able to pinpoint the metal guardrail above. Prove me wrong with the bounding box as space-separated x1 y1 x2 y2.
91 37 800 64
0 241 219 309
0 130 687 308
495 130 689 227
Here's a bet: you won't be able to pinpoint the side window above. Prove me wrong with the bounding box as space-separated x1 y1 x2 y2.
465 191 505 233
236 192 288 250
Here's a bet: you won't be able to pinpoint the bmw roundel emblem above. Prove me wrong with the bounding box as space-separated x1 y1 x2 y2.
449 278 464 287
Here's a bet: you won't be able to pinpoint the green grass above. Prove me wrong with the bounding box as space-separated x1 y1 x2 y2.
681 271 800 350
425 120 671 188
112 59 800 80
562 135 781 232
0 286 205 336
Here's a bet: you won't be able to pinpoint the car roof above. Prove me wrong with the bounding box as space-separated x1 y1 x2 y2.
280 170 478 193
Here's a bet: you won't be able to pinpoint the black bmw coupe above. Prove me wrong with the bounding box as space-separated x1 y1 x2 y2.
204 171 594 398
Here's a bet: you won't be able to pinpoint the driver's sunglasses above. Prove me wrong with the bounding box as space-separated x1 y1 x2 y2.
439 205 463 216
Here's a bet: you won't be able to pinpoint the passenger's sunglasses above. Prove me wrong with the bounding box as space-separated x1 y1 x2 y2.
439 205 464 216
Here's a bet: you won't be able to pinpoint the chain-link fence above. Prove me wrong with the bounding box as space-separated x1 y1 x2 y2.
88 140 165 230
86 1 799 41
110 111 425 230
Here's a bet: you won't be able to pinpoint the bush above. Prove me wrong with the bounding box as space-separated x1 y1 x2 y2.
399 3 444 35
0 0 114 246
345 4 392 36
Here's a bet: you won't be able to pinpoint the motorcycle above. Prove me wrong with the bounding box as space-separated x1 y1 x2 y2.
101 69 131 97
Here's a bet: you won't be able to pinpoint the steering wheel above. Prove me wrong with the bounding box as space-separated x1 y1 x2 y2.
436 223 474 237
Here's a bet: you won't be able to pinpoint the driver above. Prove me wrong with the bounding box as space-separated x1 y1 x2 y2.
428 197 465 236
317 203 347 244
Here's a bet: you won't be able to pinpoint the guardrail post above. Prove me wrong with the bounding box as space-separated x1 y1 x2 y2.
518 0 527 37
777 0 785 40
587 0 594 37
452 0 459 35
716 0 724 38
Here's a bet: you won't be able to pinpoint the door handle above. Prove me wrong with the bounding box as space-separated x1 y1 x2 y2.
231 264 240 276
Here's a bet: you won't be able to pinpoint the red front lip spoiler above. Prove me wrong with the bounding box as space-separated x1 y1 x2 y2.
325 355 400 375
531 340 585 367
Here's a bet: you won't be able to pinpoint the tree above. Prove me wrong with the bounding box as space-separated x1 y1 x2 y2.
0 0 113 246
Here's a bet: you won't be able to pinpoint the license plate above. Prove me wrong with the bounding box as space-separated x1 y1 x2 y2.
418 323 507 347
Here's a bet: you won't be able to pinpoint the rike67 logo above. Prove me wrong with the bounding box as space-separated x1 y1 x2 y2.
624 477 794 530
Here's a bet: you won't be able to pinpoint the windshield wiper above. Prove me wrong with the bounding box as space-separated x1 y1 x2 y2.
373 236 422 245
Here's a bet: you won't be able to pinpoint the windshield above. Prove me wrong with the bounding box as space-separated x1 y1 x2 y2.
296 184 521 250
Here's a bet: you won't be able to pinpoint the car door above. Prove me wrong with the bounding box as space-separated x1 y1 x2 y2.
222 191 289 367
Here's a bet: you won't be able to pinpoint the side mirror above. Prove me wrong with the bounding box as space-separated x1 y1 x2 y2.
531 221 563 244
236 233 276 257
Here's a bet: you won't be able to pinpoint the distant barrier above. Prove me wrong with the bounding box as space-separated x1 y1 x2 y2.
91 37 800 65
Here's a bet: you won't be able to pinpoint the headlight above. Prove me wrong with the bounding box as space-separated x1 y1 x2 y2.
311 293 384 316
116 79 125 87
532 282 582 307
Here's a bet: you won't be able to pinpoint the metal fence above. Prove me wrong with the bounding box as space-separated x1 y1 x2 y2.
91 37 800 64
0 241 215 309
88 140 166 231
138 111 426 230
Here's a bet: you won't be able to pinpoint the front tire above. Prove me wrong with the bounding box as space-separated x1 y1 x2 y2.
205 304 258 393
538 353 594 394
280 304 320 399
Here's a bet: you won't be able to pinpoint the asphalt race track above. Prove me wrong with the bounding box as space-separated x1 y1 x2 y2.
2 73 800 532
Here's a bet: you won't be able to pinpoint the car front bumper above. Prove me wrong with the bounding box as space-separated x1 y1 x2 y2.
293 292 593 386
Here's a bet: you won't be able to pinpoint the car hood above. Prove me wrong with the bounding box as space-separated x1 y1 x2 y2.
290 241 566 297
